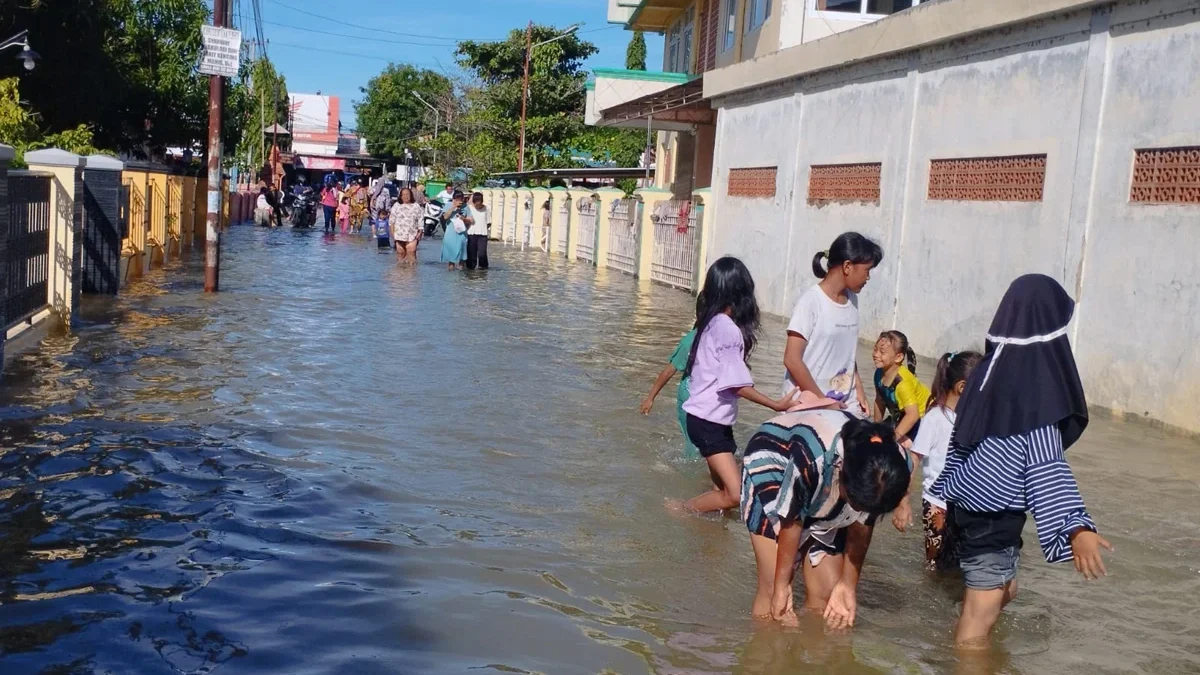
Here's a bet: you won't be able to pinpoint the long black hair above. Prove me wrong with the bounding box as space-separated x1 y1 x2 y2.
839 418 910 515
684 256 760 377
878 330 917 373
927 350 983 413
812 232 884 278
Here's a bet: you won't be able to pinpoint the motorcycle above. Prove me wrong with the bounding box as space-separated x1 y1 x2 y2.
422 200 444 237
288 188 317 228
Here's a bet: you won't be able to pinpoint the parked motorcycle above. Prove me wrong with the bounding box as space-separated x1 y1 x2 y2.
288 188 317 228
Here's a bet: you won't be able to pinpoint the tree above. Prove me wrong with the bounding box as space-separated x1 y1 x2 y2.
456 25 596 170
234 57 289 174
355 64 452 161
0 78 101 166
626 31 647 70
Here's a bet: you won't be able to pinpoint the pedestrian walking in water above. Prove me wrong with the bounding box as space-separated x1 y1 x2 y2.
899 350 983 571
440 190 469 271
390 187 423 264
740 403 909 626
320 182 338 233
782 232 883 414
349 178 369 233
640 320 700 459
673 257 799 514
337 194 350 233
465 192 491 270
929 274 1111 649
372 207 391 250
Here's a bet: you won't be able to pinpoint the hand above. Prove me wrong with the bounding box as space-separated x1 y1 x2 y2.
770 585 795 621
823 581 857 630
856 391 870 416
1070 529 1113 580
639 396 654 415
773 388 802 412
891 498 912 533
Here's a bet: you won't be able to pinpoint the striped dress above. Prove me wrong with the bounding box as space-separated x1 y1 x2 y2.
929 424 1095 563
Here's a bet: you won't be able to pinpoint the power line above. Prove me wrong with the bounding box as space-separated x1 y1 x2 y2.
263 19 473 48
269 40 449 70
264 0 497 42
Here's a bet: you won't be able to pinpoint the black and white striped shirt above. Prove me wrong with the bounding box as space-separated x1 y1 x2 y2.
930 424 1095 563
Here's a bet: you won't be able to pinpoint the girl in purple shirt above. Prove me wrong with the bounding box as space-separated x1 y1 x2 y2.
674 257 799 514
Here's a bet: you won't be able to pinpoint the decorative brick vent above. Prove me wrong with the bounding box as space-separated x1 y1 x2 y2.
728 167 777 198
1130 147 1200 204
928 154 1046 202
808 163 882 205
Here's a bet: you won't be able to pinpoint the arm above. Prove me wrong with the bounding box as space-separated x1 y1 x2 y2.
891 454 917 532
823 522 874 629
854 370 869 415
873 392 886 423
783 333 823 396
770 520 802 620
640 364 677 414
736 385 796 412
1023 428 1112 573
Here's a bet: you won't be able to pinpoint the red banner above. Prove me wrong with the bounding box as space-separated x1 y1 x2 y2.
297 155 346 170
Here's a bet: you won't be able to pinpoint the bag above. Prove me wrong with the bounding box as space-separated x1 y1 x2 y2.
453 219 467 235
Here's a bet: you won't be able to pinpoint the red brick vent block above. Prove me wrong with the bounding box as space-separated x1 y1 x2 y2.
928 154 1046 202
728 167 777 198
808 163 882 205
1130 147 1200 204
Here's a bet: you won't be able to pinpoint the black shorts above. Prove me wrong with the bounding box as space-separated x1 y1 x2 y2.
377 236 390 249
685 413 737 458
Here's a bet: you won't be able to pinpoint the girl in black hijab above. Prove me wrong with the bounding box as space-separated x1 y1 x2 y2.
928 274 1112 648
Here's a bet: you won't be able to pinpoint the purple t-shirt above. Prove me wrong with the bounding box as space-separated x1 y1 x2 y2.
681 314 754 426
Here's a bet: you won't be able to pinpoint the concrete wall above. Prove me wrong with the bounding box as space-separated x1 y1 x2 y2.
705 0 1200 433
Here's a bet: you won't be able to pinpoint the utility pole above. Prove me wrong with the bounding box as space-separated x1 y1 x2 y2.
204 0 228 292
518 21 532 173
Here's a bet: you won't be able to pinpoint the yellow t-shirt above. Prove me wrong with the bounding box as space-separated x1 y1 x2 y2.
874 365 931 421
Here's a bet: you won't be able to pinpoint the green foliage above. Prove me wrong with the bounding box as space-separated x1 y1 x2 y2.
626 31 647 71
355 64 452 160
233 58 290 174
0 78 103 167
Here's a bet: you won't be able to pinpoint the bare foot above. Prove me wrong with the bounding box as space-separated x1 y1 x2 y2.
664 498 689 513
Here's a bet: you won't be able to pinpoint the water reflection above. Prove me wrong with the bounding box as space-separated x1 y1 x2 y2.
0 227 1195 674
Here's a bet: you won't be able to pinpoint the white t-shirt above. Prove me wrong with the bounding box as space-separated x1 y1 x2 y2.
783 284 860 402
467 206 491 236
255 194 269 210
910 406 955 509
435 189 454 205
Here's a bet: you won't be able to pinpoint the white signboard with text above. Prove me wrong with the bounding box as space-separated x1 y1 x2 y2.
199 25 242 78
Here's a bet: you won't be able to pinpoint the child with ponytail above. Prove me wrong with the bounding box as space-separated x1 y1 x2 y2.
871 330 930 443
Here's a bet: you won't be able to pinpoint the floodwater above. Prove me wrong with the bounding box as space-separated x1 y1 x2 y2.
0 226 1197 675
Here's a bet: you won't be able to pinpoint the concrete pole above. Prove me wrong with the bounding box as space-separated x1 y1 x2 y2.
204 0 227 293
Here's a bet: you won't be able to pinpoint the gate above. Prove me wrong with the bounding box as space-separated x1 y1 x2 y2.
576 199 596 263
82 170 123 294
5 174 51 328
650 200 702 291
556 198 569 255
606 198 638 275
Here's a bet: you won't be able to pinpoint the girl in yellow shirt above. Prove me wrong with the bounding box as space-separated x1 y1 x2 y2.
872 330 931 444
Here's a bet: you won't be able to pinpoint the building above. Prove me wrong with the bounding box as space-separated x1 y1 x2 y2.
287 93 380 183
589 0 931 198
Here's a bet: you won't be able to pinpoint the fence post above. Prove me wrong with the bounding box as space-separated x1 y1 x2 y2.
526 187 549 252
565 187 593 262
26 149 86 325
0 144 12 364
691 187 713 292
81 154 125 296
633 187 673 281
592 187 624 268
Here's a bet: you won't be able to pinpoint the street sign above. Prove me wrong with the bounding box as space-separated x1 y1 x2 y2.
199 25 242 78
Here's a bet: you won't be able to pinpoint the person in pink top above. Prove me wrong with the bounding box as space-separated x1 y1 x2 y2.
320 183 339 233
673 257 799 514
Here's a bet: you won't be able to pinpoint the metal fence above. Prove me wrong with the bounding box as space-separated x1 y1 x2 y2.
650 200 702 291
607 198 639 275
577 199 597 263
556 199 569 255
5 174 51 328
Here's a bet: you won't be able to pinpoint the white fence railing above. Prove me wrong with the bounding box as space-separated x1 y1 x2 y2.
556 199 569 255
522 199 535 250
577 199 596 263
607 199 638 275
506 197 518 244
650 200 702 291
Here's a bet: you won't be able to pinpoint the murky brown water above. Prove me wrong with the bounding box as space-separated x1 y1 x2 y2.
0 227 1197 674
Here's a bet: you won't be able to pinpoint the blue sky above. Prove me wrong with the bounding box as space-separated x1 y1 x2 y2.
237 0 665 130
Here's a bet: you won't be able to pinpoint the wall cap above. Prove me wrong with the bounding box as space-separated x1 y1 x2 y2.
25 148 86 168
84 154 125 171
0 144 14 163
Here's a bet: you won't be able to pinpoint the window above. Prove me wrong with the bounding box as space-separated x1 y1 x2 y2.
728 167 777 198
746 0 771 33
815 0 921 16
927 155 1046 202
667 22 681 72
808 163 882 205
723 0 738 52
681 8 695 73
1130 147 1200 204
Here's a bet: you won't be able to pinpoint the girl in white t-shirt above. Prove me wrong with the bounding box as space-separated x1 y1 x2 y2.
900 350 983 571
782 232 883 414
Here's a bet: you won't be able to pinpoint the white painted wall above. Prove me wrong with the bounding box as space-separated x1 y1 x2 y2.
705 0 1200 433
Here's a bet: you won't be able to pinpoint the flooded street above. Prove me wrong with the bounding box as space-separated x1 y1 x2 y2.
0 226 1197 675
